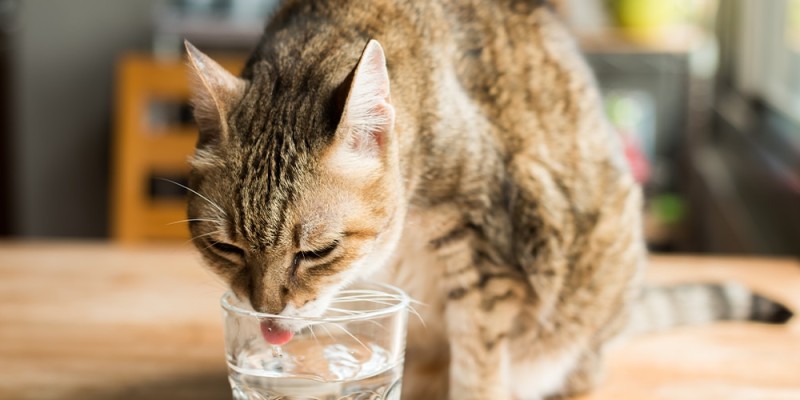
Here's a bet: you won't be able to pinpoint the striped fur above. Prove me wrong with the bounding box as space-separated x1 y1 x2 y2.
628 283 794 334
183 1 791 399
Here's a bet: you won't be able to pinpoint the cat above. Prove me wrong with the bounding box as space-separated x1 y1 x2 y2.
184 1 792 399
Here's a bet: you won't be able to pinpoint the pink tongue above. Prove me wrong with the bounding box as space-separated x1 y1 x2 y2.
260 321 294 345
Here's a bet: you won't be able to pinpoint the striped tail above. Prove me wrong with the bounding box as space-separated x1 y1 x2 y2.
627 282 794 334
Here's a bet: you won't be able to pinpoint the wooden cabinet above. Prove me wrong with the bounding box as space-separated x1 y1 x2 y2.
111 54 244 243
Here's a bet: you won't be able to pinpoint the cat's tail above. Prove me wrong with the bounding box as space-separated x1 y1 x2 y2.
626 282 794 334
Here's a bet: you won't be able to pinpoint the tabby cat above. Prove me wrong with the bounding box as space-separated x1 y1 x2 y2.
184 1 792 399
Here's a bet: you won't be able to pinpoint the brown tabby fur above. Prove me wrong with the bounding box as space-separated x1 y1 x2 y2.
185 1 646 399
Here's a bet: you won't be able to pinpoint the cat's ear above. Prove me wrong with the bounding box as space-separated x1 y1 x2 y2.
336 39 395 159
184 40 246 144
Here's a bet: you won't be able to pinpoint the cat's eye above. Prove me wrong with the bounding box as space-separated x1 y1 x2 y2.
210 241 245 258
293 241 340 270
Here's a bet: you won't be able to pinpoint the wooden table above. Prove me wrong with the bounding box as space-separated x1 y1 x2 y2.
1 242 798 399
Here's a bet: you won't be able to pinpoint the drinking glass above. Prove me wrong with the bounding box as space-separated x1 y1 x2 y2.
221 281 409 400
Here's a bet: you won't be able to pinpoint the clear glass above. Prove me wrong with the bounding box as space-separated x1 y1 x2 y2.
221 281 409 400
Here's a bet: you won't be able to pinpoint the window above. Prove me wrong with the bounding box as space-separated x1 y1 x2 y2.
737 0 800 126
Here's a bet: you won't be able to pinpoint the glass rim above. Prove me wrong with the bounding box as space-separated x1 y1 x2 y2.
220 281 410 323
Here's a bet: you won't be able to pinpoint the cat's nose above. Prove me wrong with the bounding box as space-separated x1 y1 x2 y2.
246 259 290 314
249 283 287 315
253 302 284 315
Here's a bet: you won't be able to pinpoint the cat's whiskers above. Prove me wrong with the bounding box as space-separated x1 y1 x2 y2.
184 230 225 247
199 237 228 253
338 289 396 296
326 307 360 315
167 218 218 226
333 295 426 307
318 323 335 341
192 230 224 241
307 324 321 347
315 322 374 356
331 298 396 306
408 305 426 327
329 322 372 355
159 178 227 217
330 292 426 328
182 230 222 245
337 291 427 306
324 310 388 330
338 314 388 331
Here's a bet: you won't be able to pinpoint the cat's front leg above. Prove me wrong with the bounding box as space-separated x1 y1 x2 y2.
444 273 525 400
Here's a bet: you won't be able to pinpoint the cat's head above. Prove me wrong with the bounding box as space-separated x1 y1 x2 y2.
184 40 405 330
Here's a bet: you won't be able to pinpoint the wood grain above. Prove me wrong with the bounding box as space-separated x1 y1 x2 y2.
578 255 800 400
0 242 798 399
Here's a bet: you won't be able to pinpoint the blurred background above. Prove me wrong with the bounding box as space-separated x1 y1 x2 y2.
0 0 797 256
